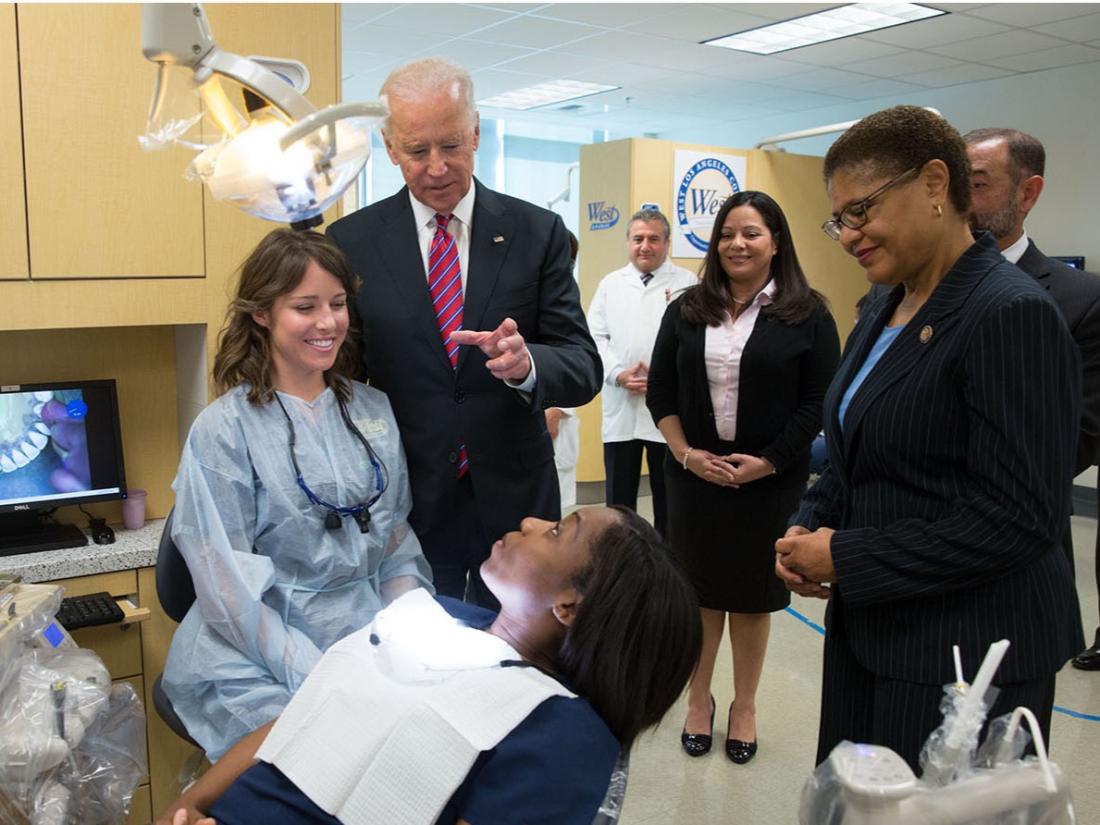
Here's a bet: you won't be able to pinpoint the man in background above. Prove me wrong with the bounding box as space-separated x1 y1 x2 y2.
587 209 696 536
964 127 1100 670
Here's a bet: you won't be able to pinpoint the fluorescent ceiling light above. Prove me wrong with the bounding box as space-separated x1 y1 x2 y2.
478 80 619 111
703 3 946 55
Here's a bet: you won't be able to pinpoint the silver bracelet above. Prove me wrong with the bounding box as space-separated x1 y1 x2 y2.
681 447 694 470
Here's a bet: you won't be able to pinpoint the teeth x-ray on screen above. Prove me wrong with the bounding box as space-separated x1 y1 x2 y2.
0 389 92 501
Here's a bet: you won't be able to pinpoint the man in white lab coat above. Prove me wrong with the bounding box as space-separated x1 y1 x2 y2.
588 209 697 536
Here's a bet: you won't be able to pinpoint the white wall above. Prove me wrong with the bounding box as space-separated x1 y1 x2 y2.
661 61 1100 270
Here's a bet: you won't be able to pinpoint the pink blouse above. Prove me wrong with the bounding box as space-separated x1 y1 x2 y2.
704 281 776 441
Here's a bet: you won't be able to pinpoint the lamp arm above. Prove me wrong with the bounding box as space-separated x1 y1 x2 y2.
278 102 389 153
142 2 315 121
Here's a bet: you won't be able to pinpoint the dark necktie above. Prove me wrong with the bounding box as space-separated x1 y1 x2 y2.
641 272 654 286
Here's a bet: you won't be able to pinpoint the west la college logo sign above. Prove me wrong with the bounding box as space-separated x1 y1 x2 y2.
672 150 748 258
587 201 620 231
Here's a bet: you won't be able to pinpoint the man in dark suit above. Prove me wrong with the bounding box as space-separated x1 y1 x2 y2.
328 59 601 607
964 128 1100 670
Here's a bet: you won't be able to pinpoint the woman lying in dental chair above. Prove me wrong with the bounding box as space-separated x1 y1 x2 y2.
158 506 702 825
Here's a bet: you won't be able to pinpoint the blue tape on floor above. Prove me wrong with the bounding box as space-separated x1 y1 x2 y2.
1053 705 1100 722
783 606 1099 723
784 606 825 635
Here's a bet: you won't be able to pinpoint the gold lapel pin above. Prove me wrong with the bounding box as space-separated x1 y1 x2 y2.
493 235 505 244
919 325 934 344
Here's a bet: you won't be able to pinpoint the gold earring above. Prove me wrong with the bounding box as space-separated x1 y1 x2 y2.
933 203 943 217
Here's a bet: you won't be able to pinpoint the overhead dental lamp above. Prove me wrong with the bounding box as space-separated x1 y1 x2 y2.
139 3 384 228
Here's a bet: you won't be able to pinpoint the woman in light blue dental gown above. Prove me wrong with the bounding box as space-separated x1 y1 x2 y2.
162 229 433 761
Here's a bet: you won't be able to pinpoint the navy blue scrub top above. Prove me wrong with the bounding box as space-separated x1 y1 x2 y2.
208 598 620 825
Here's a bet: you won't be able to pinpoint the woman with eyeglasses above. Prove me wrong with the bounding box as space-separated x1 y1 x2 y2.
647 191 839 765
775 105 1084 771
162 229 433 761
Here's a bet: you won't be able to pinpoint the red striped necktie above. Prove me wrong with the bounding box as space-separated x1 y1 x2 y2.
429 213 469 476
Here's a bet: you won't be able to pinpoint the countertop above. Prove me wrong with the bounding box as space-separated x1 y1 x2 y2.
0 518 165 582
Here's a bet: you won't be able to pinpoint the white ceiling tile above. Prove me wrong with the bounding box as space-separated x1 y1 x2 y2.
1034 12 1100 43
561 60 690 87
905 62 1016 87
671 77 800 107
761 90 853 112
343 24 452 58
476 3 553 14
826 77 927 101
342 50 394 76
862 13 1010 49
373 4 518 36
557 30 678 61
622 7 772 42
779 37 904 68
922 3 989 10
964 3 1100 27
692 53 819 81
766 67 881 93
341 76 381 103
711 4 841 22
469 67 550 98
844 50 962 78
928 30 1070 62
424 39 537 71
473 16 605 49
981 43 1100 73
529 3 663 29
491 50 615 78
342 4 405 25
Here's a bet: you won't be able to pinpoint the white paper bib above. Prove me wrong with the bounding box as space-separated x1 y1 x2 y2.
255 589 575 825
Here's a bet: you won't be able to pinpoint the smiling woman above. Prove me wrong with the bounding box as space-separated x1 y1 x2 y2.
647 190 840 765
156 506 702 825
778 104 1085 772
161 229 435 761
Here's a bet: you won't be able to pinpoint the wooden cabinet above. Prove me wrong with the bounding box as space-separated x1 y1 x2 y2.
17 4 206 280
52 568 201 824
0 5 28 281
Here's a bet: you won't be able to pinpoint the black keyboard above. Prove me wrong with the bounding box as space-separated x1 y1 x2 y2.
56 592 125 630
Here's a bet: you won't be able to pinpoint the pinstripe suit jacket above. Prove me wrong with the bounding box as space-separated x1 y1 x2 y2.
794 233 1085 684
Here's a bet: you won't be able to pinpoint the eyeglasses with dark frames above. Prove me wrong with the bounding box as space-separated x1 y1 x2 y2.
822 167 920 241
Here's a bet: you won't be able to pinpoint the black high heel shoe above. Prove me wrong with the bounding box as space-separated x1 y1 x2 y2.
725 704 758 764
680 695 716 757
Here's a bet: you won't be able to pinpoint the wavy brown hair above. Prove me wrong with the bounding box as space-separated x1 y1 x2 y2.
213 229 361 405
681 190 826 327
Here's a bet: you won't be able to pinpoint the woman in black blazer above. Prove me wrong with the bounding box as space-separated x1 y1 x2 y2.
775 105 1084 771
647 191 839 764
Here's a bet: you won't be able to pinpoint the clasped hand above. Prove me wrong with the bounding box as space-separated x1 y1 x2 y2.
684 451 773 489
774 526 835 600
616 361 648 396
451 317 532 383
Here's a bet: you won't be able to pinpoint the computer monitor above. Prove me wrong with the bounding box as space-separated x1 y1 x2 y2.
1053 255 1086 270
0 379 127 557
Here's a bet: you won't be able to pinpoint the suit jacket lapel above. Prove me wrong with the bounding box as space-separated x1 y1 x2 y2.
459 180 514 373
378 189 454 372
1017 239 1054 288
839 235 1002 460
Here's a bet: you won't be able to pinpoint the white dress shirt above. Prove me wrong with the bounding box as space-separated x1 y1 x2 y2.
407 188 536 393
705 280 776 442
588 258 698 443
1002 231 1029 266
